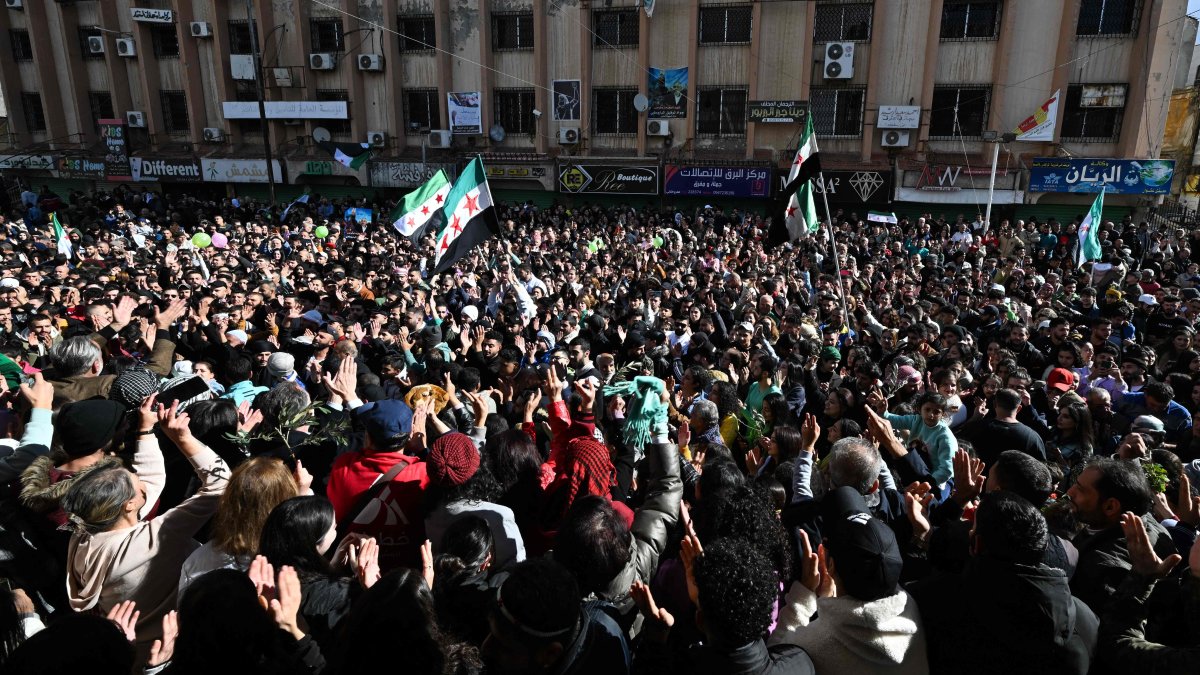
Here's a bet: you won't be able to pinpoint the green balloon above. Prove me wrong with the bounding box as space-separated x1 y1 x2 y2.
587 241 598 253
652 236 664 249
314 225 330 239
191 232 212 248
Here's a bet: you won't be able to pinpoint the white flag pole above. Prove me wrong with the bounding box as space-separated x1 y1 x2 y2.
816 169 851 324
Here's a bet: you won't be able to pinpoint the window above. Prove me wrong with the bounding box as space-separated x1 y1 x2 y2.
397 15 435 52
1076 0 1139 37
1062 83 1127 141
810 87 865 137
10 30 32 61
593 88 638 135
316 89 351 134
151 25 180 58
928 86 990 138
404 89 439 130
492 13 533 51
233 84 264 139
940 1 1001 40
814 2 873 42
696 88 748 136
494 88 536 135
88 91 113 133
309 18 344 52
21 92 46 132
160 90 189 134
594 9 639 47
699 5 751 45
78 26 105 60
228 20 257 55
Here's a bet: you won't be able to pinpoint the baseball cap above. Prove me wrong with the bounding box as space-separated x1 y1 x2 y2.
357 400 414 447
819 346 842 362
821 487 902 602
1132 415 1165 434
1138 294 1158 306
267 352 296 378
1045 367 1075 393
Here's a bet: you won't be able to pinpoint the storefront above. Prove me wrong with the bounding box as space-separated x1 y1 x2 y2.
556 161 660 207
1025 157 1172 223
895 161 1023 223
484 161 556 207
808 169 895 221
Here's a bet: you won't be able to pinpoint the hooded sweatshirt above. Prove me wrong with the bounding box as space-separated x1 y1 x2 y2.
770 582 928 675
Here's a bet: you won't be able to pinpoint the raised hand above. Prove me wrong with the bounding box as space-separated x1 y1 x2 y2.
111 295 138 328
800 413 820 453
353 538 382 589
156 400 193 444
420 539 435 590
680 532 703 605
1121 512 1182 579
148 611 178 667
630 580 674 640
1177 473 1200 527
18 372 53 411
106 600 139 642
905 487 934 544
951 450 985 506
155 298 188 330
797 529 821 593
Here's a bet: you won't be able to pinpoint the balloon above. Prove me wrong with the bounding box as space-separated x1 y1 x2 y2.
211 233 228 249
191 232 211 248
314 225 330 239
652 236 664 249
587 241 598 253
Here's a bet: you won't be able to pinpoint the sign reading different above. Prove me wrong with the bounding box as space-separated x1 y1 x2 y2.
748 101 807 125
130 8 175 23
98 119 131 181
222 101 349 120
56 157 105 179
1028 158 1176 195
559 165 659 195
877 106 921 130
130 157 203 182
369 162 456 188
665 165 770 197
201 158 284 183
447 92 483 135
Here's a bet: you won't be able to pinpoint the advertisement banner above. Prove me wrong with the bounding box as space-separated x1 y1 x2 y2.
130 157 202 182
1012 90 1060 142
552 80 581 121
748 101 807 125
805 170 894 204
648 67 688 119
447 92 482 135
98 119 132 181
1028 158 1176 194
56 157 106 179
559 164 658 195
665 165 770 197
369 161 456 188
201 158 284 183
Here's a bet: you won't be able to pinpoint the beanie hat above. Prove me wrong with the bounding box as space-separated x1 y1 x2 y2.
603 376 667 460
426 432 480 487
58 400 128 458
109 367 160 409
225 329 249 345
267 352 296 378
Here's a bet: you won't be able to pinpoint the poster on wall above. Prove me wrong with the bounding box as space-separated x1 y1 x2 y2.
447 92 482 135
98 119 131 181
647 66 688 119
1028 158 1176 194
552 80 581 121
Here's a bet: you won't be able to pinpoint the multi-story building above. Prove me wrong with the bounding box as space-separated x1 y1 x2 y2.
0 0 1189 222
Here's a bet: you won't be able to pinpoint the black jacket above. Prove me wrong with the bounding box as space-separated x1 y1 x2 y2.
1070 515 1176 614
908 556 1098 675
634 638 815 675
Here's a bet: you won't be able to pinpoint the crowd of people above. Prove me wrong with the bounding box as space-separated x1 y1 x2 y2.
0 180 1195 674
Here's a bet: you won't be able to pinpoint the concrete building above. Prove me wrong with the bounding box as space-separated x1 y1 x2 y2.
0 0 1189 220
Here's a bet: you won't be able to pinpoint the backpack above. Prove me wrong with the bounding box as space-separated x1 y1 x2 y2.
338 460 427 571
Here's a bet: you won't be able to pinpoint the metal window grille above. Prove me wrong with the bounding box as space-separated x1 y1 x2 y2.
940 1 1001 40
21 92 45 132
1076 0 1140 37
78 27 105 60
87 91 113 132
309 18 345 53
928 86 991 138
9 30 32 61
809 87 865 138
151 25 180 58
699 6 752 45
492 13 534 51
592 88 638 135
494 88 536 135
316 89 351 135
228 20 257 55
813 2 874 42
1061 84 1126 141
594 10 639 47
404 89 440 129
398 16 436 52
159 90 189 134
696 88 748 136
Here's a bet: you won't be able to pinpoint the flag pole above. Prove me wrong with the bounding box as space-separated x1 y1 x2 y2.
816 169 851 325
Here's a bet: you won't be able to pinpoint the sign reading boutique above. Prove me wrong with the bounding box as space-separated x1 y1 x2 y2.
1028 158 1175 195
559 164 659 195
665 165 770 197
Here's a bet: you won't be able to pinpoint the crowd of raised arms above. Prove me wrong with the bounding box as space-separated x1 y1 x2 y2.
0 182 1195 674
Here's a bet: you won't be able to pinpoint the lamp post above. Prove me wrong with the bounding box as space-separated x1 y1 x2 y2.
981 130 1017 237
246 0 277 206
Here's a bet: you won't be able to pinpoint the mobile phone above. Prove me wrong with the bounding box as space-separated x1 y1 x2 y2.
158 376 212 408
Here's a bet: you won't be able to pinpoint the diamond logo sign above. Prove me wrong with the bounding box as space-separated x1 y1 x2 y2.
850 171 884 202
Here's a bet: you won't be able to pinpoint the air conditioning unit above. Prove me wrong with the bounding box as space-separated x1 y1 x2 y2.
5 0 22 9
646 120 670 137
309 53 336 70
367 130 386 148
358 54 384 71
116 38 136 57
428 130 452 148
202 127 224 142
190 22 212 38
558 127 580 145
126 111 146 128
823 42 855 80
87 36 105 54
881 130 910 148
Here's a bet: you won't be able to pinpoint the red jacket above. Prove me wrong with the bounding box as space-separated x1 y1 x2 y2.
326 449 429 522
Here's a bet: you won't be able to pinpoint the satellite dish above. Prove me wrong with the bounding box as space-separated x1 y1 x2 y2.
633 93 649 112
312 126 332 143
489 125 506 143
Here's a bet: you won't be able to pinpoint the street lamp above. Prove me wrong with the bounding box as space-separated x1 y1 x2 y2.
245 0 278 206
981 130 1017 236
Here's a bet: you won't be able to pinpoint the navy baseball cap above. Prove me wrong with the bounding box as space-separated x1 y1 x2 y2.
357 400 414 448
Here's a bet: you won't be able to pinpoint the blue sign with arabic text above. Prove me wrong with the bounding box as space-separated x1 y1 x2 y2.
1028 158 1175 194
664 165 771 197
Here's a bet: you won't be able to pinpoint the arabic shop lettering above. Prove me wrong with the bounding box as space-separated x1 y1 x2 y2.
369 162 454 187
130 8 174 23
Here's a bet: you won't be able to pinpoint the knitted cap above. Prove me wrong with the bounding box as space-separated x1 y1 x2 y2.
109 367 159 409
58 400 128 458
267 352 295 378
426 432 480 487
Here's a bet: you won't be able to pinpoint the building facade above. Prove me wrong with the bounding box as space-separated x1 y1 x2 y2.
0 0 1188 219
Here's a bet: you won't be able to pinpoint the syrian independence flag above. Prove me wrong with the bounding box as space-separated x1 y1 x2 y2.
769 112 822 243
1077 188 1104 269
52 212 72 257
432 158 499 275
391 170 452 241
318 141 372 169
281 192 310 221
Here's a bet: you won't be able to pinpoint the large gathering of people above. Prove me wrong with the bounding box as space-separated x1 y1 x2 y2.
0 181 1195 673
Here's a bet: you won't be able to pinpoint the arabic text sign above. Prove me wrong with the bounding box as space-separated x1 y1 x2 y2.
131 8 175 23
201 159 284 183
1028 158 1176 194
222 101 349 120
559 165 659 195
665 165 770 197
0 154 55 171
877 106 921 130
748 101 807 125
447 92 482 135
98 119 131 181
369 162 456 188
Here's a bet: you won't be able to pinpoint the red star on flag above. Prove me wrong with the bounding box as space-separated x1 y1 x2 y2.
450 214 463 234
786 206 797 217
793 155 803 165
464 194 479 215
406 216 415 226
435 193 444 204
420 205 429 215
439 236 449 251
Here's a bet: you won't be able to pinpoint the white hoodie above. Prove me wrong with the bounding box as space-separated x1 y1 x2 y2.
769 581 929 675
